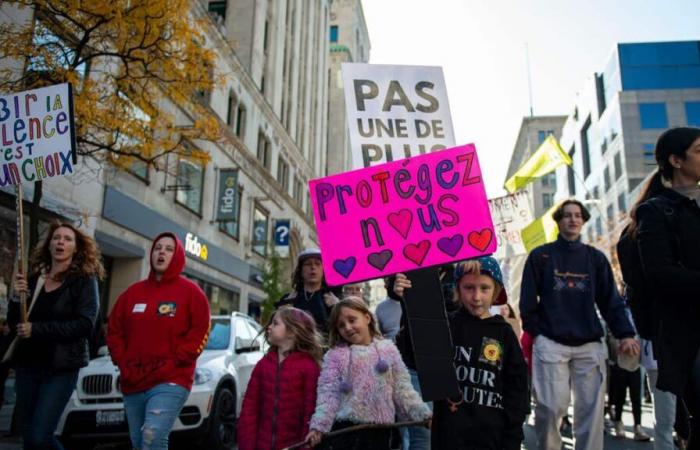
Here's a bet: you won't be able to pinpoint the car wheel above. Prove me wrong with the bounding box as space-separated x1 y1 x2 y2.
205 386 236 450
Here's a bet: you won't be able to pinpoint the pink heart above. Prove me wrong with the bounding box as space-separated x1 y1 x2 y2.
387 209 413 239
403 240 431 266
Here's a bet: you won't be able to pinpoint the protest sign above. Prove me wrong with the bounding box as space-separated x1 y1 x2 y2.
488 190 534 259
342 63 455 169
0 83 77 186
310 144 495 286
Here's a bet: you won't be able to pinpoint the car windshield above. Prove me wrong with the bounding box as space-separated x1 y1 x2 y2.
206 319 231 350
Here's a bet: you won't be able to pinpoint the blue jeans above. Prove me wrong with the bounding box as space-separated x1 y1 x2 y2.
123 383 189 450
14 367 79 450
401 368 432 450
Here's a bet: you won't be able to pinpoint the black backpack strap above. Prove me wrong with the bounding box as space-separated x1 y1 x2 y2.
646 197 682 264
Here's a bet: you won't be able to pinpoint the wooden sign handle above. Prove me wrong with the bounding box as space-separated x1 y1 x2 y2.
15 184 27 323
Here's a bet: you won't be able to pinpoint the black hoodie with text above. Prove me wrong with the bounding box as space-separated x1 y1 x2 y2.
432 308 529 450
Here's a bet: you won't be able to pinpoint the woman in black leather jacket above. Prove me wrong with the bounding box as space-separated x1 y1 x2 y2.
10 221 104 450
629 127 700 449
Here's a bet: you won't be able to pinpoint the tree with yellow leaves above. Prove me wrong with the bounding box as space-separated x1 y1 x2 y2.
0 0 222 245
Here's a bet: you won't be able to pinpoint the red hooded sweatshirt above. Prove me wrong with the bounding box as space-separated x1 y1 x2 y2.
107 232 211 394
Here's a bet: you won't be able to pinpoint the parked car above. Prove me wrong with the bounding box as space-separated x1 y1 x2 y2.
56 312 266 449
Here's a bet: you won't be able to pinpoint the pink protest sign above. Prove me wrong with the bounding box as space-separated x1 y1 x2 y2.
310 144 496 285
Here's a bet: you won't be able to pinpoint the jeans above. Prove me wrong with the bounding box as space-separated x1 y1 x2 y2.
647 369 676 450
532 336 607 450
123 383 189 450
14 367 79 450
401 368 432 450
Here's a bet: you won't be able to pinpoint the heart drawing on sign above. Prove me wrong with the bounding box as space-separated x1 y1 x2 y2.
367 250 393 271
403 240 431 266
387 209 413 239
437 234 464 257
468 229 493 252
332 257 356 279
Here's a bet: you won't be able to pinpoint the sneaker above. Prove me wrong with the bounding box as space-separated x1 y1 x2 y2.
613 421 626 439
633 425 651 442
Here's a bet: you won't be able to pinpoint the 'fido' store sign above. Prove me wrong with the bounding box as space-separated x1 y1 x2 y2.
311 144 496 286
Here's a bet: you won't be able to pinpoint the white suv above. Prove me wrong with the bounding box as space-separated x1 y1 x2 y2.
56 312 266 449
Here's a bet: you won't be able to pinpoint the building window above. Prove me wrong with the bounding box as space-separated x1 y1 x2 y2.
235 103 247 139
185 274 240 315
293 176 304 208
618 193 627 214
593 186 600 200
219 187 242 240
685 102 700 127
542 193 554 210
607 204 615 224
28 21 88 80
595 217 603 237
208 1 227 22
252 204 269 256
567 147 576 196
330 25 338 43
537 130 554 144
639 103 668 129
277 156 289 192
643 143 656 165
257 131 271 170
541 172 556 188
614 152 623 181
175 158 205 215
581 117 592 178
112 92 150 182
603 167 611 191
226 91 238 127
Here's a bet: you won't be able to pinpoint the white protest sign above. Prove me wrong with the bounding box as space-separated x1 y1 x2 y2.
342 63 455 169
488 190 534 259
0 83 77 186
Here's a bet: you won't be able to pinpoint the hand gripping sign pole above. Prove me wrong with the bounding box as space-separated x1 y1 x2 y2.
15 184 27 323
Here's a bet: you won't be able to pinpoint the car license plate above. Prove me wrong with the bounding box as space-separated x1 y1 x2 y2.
96 410 125 427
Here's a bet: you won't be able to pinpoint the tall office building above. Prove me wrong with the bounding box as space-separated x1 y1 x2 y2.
554 41 700 258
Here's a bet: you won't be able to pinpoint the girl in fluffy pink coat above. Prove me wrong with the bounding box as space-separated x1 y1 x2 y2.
305 297 431 449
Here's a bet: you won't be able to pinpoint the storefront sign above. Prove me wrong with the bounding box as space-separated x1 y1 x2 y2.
310 144 495 286
0 83 77 186
215 168 238 222
488 190 534 259
342 63 455 169
185 232 208 261
274 219 291 258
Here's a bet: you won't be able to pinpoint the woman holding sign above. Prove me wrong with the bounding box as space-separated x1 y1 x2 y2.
9 221 103 450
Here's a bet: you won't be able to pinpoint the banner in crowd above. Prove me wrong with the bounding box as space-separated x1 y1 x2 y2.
504 135 571 193
0 83 77 186
520 201 560 252
342 63 455 169
488 190 534 259
310 144 495 286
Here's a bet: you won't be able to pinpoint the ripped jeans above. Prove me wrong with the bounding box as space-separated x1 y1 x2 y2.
123 383 189 450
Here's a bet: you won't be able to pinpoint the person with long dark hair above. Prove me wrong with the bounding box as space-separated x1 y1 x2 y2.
10 221 104 449
631 126 700 449
277 249 340 337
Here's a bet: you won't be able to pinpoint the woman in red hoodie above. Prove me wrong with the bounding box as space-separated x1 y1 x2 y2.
237 306 322 450
107 232 210 450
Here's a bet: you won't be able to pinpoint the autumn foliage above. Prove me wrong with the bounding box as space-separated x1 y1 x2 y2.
0 0 222 169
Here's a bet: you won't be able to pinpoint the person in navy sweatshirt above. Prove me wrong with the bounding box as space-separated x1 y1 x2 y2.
520 199 639 450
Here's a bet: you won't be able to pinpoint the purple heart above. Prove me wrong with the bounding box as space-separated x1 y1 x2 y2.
437 234 464 257
333 257 357 279
367 250 393 271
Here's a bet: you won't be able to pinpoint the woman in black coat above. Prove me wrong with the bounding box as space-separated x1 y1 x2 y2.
10 221 104 450
630 127 700 449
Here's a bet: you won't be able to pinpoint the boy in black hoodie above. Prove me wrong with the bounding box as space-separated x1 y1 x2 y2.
432 256 529 450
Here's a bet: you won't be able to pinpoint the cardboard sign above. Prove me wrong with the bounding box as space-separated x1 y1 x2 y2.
0 83 77 186
342 63 455 169
310 144 496 286
488 191 534 259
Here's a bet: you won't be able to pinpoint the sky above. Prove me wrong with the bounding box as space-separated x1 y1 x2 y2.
361 0 700 198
